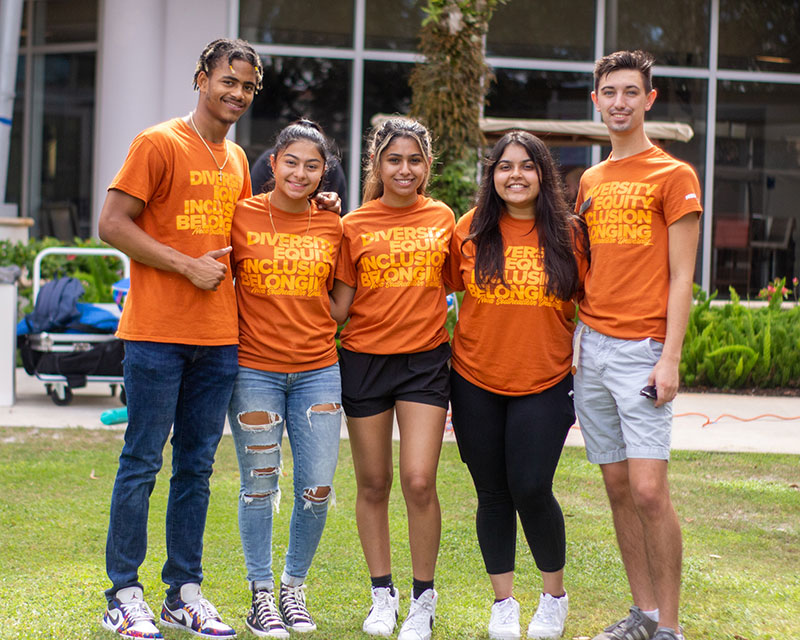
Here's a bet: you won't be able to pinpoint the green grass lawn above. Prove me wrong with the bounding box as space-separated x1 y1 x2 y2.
0 426 798 640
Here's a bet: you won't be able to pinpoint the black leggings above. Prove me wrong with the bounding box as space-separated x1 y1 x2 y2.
449 369 575 575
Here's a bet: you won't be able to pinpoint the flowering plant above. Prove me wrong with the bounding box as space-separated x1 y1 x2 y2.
757 276 798 303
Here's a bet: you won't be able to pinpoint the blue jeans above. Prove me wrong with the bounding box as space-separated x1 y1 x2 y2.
105 341 238 601
227 363 342 590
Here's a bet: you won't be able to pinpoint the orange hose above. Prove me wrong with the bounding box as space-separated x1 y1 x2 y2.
674 411 800 428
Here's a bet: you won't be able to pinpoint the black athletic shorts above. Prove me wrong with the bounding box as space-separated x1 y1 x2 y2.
339 342 451 417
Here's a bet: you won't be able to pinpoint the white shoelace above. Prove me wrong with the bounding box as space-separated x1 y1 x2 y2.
403 595 434 634
533 599 559 626
281 585 312 623
370 588 396 623
533 608 556 625
120 599 156 623
493 600 518 625
186 597 221 621
254 591 284 627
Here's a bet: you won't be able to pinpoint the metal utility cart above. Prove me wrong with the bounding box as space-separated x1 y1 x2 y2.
21 247 130 405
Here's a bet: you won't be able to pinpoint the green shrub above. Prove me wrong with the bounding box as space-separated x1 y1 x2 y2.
429 157 478 218
680 279 800 390
0 236 126 314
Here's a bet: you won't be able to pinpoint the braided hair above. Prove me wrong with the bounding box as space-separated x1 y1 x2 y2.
362 117 433 202
192 38 263 92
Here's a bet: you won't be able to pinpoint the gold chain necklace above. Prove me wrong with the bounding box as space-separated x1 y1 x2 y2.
267 193 312 236
188 111 229 181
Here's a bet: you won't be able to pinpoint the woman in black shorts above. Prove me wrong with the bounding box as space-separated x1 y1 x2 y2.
330 117 457 640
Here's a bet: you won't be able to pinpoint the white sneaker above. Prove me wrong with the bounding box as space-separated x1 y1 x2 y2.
489 597 521 640
362 586 400 636
527 592 568 639
398 589 437 640
102 586 163 639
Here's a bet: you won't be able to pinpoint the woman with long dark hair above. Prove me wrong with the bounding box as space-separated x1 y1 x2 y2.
449 131 587 640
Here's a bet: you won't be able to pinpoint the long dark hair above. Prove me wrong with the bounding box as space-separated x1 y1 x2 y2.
465 131 585 300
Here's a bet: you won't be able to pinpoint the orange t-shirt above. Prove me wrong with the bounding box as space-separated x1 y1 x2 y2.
335 195 456 354
450 209 586 395
110 118 251 345
230 193 343 373
576 145 702 341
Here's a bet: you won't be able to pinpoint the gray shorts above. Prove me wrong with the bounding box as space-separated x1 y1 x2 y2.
573 321 672 464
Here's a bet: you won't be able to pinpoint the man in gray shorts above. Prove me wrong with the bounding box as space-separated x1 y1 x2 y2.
573 50 702 640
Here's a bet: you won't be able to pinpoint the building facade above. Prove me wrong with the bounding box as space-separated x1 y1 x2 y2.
4 0 800 296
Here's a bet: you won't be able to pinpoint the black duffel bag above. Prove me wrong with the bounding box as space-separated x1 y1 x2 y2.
21 338 124 389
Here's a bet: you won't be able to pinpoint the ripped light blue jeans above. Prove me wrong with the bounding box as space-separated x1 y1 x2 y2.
227 363 342 590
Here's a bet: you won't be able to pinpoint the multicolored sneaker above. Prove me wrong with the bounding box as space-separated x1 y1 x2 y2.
363 586 400 636
278 582 317 633
397 589 437 640
102 586 163 639
160 583 236 638
246 588 289 639
593 606 658 640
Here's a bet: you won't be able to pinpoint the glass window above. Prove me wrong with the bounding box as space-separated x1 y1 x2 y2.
365 0 424 51
713 81 800 296
19 2 27 47
719 0 800 74
6 57 25 210
240 0 354 48
605 0 709 67
359 61 415 201
485 70 595 190
32 0 98 44
486 0 594 61
649 77 708 285
237 56 352 185
363 61 413 136
28 53 96 237
486 70 593 121
648 77 707 182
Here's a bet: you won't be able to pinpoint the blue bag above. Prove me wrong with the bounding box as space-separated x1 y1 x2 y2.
23 276 85 333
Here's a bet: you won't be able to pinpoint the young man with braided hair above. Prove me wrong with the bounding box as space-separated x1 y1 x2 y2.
573 50 701 640
99 38 262 640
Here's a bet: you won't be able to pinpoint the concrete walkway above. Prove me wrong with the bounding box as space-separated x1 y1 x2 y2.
2 368 800 454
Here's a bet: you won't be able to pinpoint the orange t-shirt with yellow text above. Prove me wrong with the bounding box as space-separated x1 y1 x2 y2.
335 195 456 354
231 194 343 373
110 118 251 345
576 145 702 341
451 209 586 395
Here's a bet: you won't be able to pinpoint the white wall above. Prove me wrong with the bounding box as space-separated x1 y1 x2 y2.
92 0 232 234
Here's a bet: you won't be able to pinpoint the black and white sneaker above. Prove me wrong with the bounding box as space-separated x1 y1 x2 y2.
363 586 400 636
279 583 317 633
398 589 437 640
246 589 289 639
